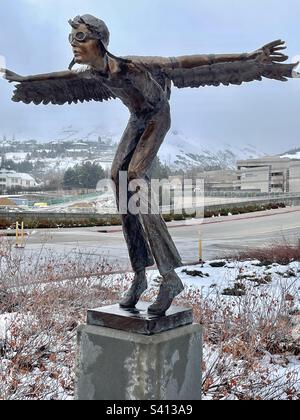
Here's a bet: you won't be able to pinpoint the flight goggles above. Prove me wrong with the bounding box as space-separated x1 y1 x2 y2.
68 31 98 44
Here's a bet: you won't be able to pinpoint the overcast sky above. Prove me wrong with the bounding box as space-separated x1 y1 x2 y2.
0 0 299 153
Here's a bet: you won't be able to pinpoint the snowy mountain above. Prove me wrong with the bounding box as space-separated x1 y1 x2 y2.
50 126 268 169
159 130 266 170
55 125 117 145
3 126 267 172
280 147 300 160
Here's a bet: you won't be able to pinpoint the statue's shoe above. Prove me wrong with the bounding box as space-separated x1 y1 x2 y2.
119 272 148 309
148 271 184 316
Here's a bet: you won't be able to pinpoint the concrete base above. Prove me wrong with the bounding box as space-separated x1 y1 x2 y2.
76 323 202 400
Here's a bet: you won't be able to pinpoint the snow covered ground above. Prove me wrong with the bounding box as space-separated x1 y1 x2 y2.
0 259 299 400
4 152 28 162
4 152 114 173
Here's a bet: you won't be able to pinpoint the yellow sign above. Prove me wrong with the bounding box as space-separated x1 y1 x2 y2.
33 202 48 208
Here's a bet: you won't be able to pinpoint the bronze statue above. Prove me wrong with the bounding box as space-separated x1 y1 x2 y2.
1 14 298 315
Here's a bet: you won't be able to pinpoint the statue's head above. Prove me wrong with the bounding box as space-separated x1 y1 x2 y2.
68 14 110 69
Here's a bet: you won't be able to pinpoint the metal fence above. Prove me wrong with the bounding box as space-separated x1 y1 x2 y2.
204 191 300 199
41 191 103 206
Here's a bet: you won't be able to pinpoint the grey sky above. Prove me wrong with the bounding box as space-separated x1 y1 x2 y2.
0 0 299 153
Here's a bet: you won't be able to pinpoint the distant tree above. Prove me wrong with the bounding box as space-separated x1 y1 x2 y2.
63 168 79 189
17 161 34 173
0 157 35 173
35 160 45 170
0 154 6 169
1 159 16 170
149 156 171 180
43 170 64 191
63 162 105 190
78 162 105 189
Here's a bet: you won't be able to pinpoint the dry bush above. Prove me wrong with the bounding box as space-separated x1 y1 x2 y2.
179 266 300 400
1 233 300 400
227 240 300 266
0 236 131 400
0 236 119 290
0 276 130 400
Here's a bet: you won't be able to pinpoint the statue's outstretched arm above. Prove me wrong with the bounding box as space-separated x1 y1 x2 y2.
0 68 82 83
127 40 298 89
166 55 298 90
171 40 289 69
0 68 116 105
126 40 289 70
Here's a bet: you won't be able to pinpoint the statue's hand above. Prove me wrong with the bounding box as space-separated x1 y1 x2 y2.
249 40 288 63
0 68 24 83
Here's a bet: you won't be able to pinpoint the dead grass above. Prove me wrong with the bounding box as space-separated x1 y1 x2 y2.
226 240 300 266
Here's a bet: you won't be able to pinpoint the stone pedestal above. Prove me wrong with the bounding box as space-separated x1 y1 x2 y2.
76 303 202 400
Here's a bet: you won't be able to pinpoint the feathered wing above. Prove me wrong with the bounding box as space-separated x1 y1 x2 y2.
0 69 116 105
165 59 298 89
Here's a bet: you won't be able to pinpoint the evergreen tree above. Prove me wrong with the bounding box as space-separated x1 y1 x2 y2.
78 162 105 189
63 167 78 189
149 156 171 180
63 162 105 189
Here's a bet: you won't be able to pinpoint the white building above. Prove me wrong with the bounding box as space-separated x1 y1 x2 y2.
237 156 300 193
196 170 241 191
0 169 37 191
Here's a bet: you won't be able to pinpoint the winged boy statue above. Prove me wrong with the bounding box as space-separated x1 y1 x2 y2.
1 14 298 315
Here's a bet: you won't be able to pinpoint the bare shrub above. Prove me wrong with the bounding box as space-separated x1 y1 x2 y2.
0 236 118 290
226 240 300 266
1 235 300 400
0 236 128 400
179 263 300 400
0 273 129 400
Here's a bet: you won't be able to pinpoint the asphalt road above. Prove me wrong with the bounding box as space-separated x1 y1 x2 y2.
11 205 300 271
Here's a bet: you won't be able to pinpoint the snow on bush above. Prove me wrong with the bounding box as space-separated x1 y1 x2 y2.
0 236 300 400
173 259 300 400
